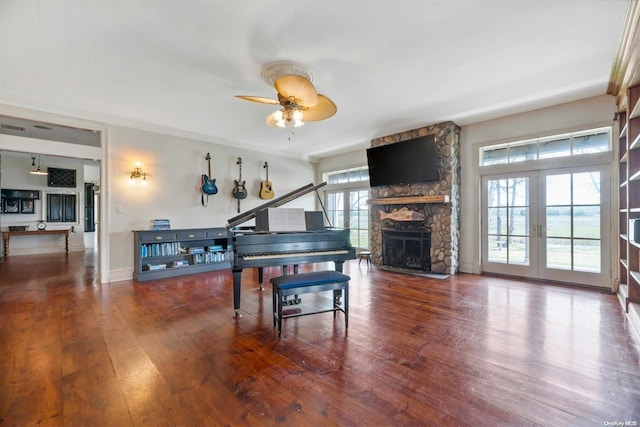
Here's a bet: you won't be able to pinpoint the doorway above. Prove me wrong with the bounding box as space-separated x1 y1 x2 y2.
481 165 611 287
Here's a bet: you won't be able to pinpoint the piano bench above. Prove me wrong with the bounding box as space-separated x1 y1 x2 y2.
270 271 350 338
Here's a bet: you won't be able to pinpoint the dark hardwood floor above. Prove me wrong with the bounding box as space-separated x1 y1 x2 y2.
1 252 639 426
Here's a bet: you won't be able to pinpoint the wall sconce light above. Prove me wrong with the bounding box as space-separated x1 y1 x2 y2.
129 163 151 186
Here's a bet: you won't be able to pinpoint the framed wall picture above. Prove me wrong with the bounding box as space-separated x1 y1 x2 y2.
2 199 20 214
20 199 34 214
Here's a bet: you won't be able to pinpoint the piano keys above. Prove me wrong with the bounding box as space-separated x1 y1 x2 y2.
242 249 350 260
226 182 356 318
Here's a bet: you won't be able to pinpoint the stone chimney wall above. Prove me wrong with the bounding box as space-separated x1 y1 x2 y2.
369 121 461 274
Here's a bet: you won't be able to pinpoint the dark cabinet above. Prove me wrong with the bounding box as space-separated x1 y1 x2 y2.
47 194 76 222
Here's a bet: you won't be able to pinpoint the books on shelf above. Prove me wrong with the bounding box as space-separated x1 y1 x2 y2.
193 250 229 264
141 242 182 258
172 260 189 268
147 263 167 271
151 219 171 230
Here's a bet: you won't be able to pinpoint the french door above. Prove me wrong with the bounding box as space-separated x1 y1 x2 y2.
325 189 369 249
481 165 610 287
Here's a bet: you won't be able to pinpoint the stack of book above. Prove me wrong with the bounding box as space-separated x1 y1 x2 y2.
172 260 189 268
151 219 171 230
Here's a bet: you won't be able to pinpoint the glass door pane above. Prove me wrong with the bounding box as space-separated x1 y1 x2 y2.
349 190 369 249
482 173 538 278
486 177 531 265
326 191 344 229
539 166 609 286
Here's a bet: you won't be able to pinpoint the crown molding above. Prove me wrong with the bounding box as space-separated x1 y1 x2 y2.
608 1 640 110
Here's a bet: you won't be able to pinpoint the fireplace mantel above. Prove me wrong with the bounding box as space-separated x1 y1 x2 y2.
368 195 450 205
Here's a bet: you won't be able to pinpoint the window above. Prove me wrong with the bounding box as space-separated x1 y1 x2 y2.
480 127 611 166
324 166 369 184
323 166 370 250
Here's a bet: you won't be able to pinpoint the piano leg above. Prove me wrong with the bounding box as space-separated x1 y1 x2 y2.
232 268 243 318
258 267 264 291
334 261 345 304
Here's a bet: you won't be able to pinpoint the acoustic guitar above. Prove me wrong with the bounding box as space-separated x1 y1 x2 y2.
201 153 218 195
259 161 275 200
232 157 247 212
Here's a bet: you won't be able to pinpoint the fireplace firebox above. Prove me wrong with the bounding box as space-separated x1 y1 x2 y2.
382 229 431 271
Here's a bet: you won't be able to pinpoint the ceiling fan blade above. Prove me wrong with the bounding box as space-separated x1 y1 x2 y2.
301 95 337 121
235 95 280 105
274 75 318 107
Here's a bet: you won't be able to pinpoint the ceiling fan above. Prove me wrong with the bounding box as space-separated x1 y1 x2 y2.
235 61 337 128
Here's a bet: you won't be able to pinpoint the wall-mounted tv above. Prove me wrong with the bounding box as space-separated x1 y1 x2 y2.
366 135 439 187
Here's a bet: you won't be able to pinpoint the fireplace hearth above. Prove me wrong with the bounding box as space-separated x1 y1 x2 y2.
383 229 431 271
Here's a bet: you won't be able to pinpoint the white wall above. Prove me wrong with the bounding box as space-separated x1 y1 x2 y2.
317 147 368 181
106 125 317 281
459 94 617 274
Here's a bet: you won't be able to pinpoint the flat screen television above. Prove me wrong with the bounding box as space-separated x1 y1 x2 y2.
366 135 439 187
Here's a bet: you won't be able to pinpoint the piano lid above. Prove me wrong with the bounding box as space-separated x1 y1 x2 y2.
226 182 328 229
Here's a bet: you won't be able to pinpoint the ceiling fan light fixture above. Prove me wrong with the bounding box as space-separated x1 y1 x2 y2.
292 109 304 127
272 107 304 128
272 110 286 128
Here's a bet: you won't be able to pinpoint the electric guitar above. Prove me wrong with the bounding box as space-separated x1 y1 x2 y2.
201 153 218 195
232 157 248 212
259 161 275 200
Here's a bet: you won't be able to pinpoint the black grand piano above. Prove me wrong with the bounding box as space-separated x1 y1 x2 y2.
226 182 356 318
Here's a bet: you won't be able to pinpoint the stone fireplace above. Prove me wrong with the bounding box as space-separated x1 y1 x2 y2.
369 121 461 274
383 229 431 271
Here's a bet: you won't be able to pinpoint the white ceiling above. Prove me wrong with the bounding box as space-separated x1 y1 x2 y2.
0 0 630 161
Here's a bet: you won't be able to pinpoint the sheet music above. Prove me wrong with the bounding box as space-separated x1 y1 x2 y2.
265 208 307 232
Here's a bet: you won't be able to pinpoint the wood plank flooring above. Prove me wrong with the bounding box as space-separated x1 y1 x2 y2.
1 252 639 426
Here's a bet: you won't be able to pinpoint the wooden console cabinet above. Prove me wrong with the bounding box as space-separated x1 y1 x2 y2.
133 228 231 281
